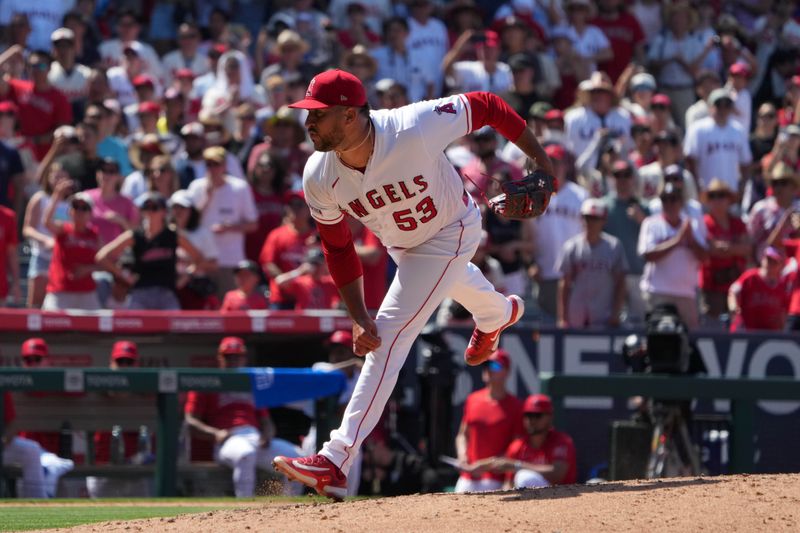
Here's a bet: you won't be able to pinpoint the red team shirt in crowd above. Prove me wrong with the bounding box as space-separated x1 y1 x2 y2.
699 214 748 294
504 429 578 485
259 225 316 305
245 189 285 262
280 274 340 310
220 290 269 311
0 205 18 299
730 268 791 331
460 389 524 482
184 391 269 430
3 79 72 160
47 223 100 293
591 12 646 82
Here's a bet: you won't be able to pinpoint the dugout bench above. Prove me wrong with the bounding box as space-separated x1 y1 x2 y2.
0 368 341 497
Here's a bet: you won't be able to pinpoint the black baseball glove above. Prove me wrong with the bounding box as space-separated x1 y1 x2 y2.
487 170 558 220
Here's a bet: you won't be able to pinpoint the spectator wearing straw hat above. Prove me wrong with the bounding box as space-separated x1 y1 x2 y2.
638 182 708 328
700 179 750 321
258 29 314 89
565 71 632 162
341 44 379 105
188 146 258 296
748 162 800 261
557 198 628 328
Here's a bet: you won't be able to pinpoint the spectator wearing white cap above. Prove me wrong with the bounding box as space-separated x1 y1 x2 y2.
557 198 628 328
683 88 752 194
47 28 91 118
638 182 708 328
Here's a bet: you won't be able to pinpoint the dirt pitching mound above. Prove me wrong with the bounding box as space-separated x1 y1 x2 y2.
49 473 799 533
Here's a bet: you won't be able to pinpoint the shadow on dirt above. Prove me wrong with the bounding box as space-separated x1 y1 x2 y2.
445 477 721 502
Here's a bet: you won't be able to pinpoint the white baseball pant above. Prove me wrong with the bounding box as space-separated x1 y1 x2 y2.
2 436 46 497
454 476 503 493
513 469 550 489
214 425 302 497
320 208 513 476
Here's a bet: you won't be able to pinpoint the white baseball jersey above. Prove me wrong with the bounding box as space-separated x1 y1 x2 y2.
564 106 632 160
683 116 752 190
48 62 92 103
303 95 479 250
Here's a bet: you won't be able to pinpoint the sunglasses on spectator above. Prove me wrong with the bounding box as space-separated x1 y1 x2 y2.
652 104 669 110
53 40 73 48
772 179 795 188
664 174 683 182
613 170 633 178
523 412 546 419
758 113 776 120
101 166 120 174
0 111 15 118
179 33 199 40
72 203 92 212
348 62 372 69
140 202 164 212
147 166 171 174
114 358 137 367
23 356 44 364
707 192 729 200
205 160 223 167
716 100 734 109
29 62 49 71
661 195 682 204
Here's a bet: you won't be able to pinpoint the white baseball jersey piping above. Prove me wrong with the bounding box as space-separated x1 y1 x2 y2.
304 94 515 474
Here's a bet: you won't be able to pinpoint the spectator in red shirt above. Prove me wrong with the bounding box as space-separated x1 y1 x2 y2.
729 247 791 331
184 337 301 497
592 0 646 82
274 247 341 311
220 260 269 311
784 240 800 331
455 350 524 493
699 179 751 321
245 151 288 262
0 46 72 161
41 183 101 310
0 202 20 306
259 190 316 309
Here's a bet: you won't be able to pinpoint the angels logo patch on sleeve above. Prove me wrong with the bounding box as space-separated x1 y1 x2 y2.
434 102 456 115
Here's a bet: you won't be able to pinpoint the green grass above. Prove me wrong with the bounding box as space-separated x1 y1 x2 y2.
0 505 228 531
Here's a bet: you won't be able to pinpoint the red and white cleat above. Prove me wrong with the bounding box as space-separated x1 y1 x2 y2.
273 454 348 501
464 295 524 366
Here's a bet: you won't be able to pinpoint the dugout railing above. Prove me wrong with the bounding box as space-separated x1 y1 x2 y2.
0 368 340 497
540 373 800 474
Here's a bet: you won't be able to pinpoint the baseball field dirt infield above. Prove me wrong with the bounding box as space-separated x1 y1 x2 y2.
26 473 800 532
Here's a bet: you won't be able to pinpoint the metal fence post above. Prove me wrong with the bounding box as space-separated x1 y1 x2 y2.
156 392 179 496
730 399 755 474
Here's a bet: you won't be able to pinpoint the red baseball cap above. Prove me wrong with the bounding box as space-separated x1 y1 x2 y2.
175 68 195 80
289 69 367 110
652 93 672 107
543 109 563 122
111 340 139 360
328 330 353 346
138 101 161 115
219 336 246 355
487 349 511 370
22 338 48 358
523 394 553 414
545 143 566 161
132 74 155 88
0 101 18 115
729 63 751 77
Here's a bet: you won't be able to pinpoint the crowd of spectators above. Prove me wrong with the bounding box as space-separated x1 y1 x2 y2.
0 0 797 331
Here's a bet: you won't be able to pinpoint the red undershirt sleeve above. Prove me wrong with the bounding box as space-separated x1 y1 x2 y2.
316 219 363 288
464 91 527 142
